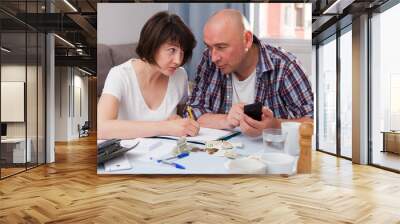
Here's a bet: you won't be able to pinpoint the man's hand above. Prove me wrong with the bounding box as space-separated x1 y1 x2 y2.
240 107 281 137
226 103 245 128
260 107 281 129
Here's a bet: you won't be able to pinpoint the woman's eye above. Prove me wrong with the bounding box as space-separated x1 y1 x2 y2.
168 48 176 53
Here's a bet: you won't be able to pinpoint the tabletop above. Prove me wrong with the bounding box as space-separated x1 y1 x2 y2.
97 134 298 175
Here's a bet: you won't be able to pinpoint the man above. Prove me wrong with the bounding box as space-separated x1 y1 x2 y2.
186 9 313 137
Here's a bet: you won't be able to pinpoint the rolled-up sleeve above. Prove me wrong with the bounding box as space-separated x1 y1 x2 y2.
281 60 314 118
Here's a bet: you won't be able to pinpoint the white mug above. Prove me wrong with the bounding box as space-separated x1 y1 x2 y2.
281 122 301 156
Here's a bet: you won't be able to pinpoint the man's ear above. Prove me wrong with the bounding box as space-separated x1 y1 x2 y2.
244 31 253 49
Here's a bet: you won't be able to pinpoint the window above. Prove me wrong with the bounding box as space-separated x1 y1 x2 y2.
371 2 400 171
0 0 47 179
295 4 304 27
317 36 337 155
252 3 311 40
340 28 352 158
284 5 292 27
390 74 400 130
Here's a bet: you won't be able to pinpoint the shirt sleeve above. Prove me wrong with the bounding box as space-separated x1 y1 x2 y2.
179 69 189 105
280 60 314 119
185 50 214 119
102 66 124 102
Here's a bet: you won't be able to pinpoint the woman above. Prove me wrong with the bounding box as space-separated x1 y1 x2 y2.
98 11 199 139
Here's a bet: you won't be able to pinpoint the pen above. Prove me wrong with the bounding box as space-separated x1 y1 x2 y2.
187 106 194 120
162 151 189 161
157 160 186 169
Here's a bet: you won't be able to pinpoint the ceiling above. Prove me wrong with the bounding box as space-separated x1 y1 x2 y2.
311 0 390 43
0 0 99 74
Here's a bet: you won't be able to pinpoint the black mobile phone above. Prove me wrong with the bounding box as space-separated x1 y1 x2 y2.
244 102 263 121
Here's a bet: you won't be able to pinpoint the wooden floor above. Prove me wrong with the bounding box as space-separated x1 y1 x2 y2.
1 167 26 178
373 150 400 171
1 163 46 178
1 135 400 223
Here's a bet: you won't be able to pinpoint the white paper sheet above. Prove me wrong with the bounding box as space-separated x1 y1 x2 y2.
126 138 176 162
104 154 132 172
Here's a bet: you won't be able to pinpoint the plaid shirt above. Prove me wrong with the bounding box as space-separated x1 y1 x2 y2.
186 36 314 120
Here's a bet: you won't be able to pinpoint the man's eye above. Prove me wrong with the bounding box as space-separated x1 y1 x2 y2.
168 48 176 53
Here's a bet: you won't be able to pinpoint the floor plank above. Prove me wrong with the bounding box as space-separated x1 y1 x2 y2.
0 135 399 223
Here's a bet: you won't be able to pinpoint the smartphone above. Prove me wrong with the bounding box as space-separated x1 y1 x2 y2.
244 102 263 121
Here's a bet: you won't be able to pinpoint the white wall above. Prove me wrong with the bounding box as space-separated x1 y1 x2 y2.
76 75 89 124
263 38 312 79
1 65 36 138
71 74 89 138
1 66 26 141
1 82 24 122
98 3 168 45
55 67 89 141
55 67 69 141
1 64 46 164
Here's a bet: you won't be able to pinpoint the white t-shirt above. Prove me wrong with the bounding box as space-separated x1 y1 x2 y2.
232 69 257 104
102 59 188 121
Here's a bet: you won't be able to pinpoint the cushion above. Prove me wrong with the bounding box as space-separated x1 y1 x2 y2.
109 43 138 66
97 44 114 97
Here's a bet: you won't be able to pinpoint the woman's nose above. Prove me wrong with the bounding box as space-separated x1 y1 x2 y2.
173 50 183 65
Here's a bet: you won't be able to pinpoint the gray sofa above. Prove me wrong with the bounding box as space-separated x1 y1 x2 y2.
97 43 138 97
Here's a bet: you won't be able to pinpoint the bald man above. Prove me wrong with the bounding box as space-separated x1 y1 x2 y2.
186 9 313 137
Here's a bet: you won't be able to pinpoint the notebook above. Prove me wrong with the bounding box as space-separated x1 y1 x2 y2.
155 127 241 144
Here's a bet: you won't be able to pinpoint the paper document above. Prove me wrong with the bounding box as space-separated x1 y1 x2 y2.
104 154 132 172
159 127 240 144
126 138 176 162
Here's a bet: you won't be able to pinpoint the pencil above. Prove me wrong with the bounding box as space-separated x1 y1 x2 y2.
187 106 194 120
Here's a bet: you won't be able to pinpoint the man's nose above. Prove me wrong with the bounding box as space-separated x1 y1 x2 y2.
211 49 220 63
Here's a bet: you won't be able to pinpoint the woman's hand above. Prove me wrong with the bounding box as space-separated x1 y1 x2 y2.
165 118 200 137
167 114 181 121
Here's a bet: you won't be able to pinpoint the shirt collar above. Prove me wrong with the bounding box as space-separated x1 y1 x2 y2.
253 35 274 78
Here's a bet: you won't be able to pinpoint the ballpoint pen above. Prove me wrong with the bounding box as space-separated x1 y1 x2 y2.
157 160 186 169
150 151 189 162
156 151 189 170
162 151 189 161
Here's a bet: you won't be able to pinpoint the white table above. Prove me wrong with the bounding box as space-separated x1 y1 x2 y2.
97 134 298 175
1 138 32 163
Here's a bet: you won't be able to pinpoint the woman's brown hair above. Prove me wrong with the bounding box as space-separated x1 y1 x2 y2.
136 11 196 66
